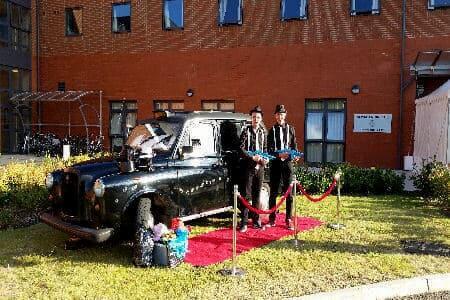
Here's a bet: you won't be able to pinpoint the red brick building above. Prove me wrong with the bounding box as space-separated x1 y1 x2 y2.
30 0 450 168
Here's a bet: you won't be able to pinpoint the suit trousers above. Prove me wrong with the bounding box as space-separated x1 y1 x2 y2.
269 160 293 223
240 164 264 227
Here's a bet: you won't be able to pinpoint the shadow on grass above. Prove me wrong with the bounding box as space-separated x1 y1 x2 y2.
0 214 236 268
267 238 401 255
1 195 447 268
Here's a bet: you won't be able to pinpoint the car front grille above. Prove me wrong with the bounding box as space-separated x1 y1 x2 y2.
61 171 79 217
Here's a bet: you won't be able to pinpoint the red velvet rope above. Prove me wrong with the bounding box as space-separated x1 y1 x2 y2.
238 184 293 215
296 179 337 202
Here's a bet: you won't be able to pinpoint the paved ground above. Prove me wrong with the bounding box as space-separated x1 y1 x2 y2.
0 154 44 166
293 273 450 300
389 291 450 299
395 170 418 192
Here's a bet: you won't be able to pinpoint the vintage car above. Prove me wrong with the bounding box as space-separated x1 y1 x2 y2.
40 111 270 247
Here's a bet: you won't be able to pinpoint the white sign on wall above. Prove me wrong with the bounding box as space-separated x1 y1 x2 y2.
353 114 392 133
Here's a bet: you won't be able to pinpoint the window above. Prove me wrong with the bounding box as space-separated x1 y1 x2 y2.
281 0 308 21
112 2 131 33
163 0 183 30
201 100 235 112
9 3 30 52
181 122 217 158
9 69 29 93
0 0 6 22
0 0 7 48
154 100 184 111
350 0 380 16
428 0 450 9
66 7 82 36
218 0 242 26
305 99 346 163
0 68 8 90
109 101 137 152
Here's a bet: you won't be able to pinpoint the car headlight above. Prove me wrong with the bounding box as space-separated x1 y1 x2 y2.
45 173 54 189
94 179 105 197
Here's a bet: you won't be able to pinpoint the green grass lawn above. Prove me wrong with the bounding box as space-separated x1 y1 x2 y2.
0 195 449 299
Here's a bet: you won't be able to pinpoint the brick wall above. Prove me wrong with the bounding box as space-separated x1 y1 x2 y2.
31 0 450 168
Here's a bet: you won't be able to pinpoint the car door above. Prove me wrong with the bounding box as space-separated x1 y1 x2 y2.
219 119 246 205
175 120 227 216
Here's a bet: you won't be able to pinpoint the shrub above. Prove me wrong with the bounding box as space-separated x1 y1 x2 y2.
0 154 94 209
295 163 404 195
411 159 450 208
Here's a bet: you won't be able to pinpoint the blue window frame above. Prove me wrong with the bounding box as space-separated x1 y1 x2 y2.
281 0 308 21
428 0 450 9
112 2 131 33
218 0 242 26
164 0 183 30
350 0 380 16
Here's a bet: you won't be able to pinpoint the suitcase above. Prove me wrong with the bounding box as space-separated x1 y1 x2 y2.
152 242 183 267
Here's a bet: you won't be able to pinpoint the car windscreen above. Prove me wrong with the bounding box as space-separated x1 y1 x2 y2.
126 121 182 155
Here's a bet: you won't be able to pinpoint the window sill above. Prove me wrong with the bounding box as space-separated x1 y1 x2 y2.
350 10 380 16
112 30 131 34
281 17 308 22
428 5 450 10
163 27 184 31
218 22 243 27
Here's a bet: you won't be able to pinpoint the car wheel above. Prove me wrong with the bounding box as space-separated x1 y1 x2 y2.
133 197 155 267
136 197 154 230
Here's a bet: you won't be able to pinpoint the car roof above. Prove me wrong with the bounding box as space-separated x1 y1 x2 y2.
139 111 250 124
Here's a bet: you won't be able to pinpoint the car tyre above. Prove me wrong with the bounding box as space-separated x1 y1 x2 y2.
136 197 154 230
133 197 155 267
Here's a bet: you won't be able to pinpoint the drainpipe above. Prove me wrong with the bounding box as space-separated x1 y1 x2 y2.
35 0 41 128
398 0 407 169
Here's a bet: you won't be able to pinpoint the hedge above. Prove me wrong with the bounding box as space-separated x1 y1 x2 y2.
295 163 405 195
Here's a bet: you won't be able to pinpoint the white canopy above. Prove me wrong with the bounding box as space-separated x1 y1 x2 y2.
413 80 450 166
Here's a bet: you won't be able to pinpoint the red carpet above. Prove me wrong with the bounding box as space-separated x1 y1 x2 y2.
184 214 322 266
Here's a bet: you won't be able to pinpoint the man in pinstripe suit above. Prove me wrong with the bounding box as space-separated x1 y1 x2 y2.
267 104 298 230
238 105 267 233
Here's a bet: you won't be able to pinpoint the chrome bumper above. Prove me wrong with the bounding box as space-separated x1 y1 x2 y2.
40 212 114 243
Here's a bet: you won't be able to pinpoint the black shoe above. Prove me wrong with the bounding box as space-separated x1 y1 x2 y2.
253 222 262 229
286 219 294 230
239 225 248 233
266 221 276 228
253 223 265 230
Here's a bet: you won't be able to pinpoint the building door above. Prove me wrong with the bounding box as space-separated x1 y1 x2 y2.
109 101 137 153
0 68 31 153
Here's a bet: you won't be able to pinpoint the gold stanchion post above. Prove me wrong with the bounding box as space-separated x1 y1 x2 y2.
328 168 346 230
292 175 299 248
218 184 245 276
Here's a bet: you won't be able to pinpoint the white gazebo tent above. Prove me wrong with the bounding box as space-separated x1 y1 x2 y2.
413 80 450 166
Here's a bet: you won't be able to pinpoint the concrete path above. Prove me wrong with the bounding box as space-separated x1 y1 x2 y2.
291 273 450 300
0 154 44 166
395 170 418 192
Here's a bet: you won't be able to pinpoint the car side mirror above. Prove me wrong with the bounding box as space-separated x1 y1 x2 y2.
178 145 194 160
182 146 193 154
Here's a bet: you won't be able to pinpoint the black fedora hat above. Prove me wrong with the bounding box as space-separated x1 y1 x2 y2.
249 105 263 116
274 104 287 114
